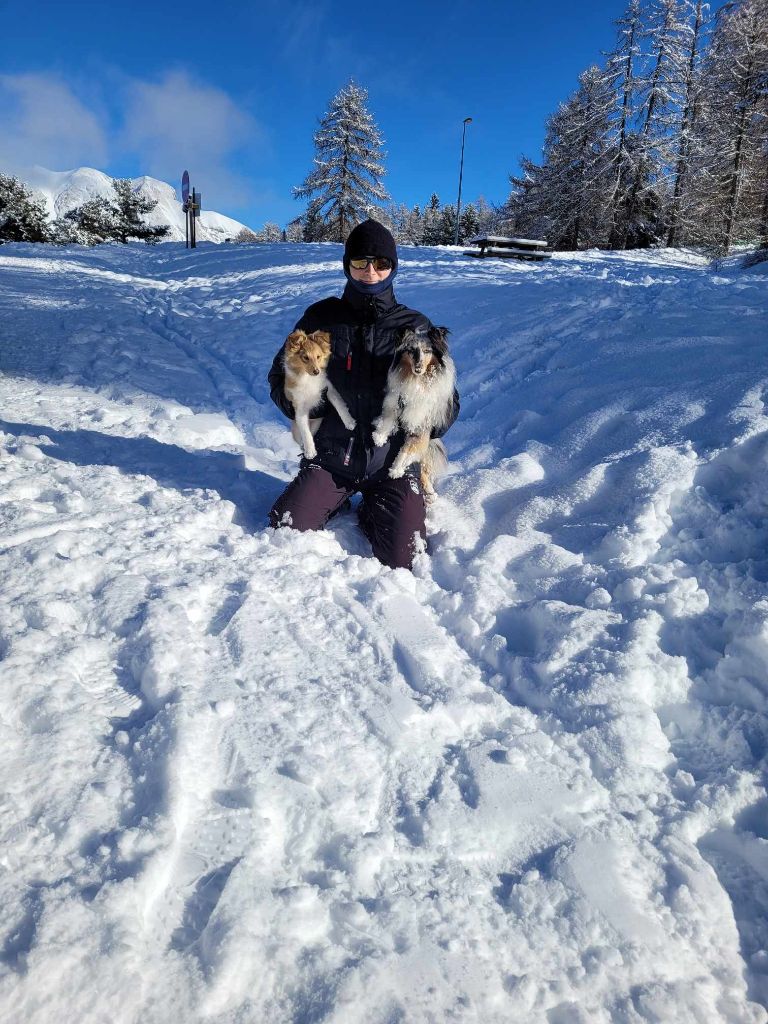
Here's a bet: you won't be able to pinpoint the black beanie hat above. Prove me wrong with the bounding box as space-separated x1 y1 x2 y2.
343 219 398 272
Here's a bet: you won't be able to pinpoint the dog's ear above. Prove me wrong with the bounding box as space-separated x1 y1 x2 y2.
394 327 415 360
308 330 331 349
285 330 306 352
428 326 450 363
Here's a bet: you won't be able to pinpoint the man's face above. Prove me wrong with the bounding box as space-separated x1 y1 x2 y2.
348 256 392 284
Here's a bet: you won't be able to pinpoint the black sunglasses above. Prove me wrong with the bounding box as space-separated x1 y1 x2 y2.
349 257 393 271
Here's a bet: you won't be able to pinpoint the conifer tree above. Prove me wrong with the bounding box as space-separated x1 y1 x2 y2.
294 81 389 242
284 220 304 243
110 179 170 244
0 175 50 243
459 203 480 243
605 0 645 246
407 204 424 244
65 180 170 245
436 205 457 245
257 222 282 243
619 0 689 247
421 194 443 245
693 0 768 254
64 197 120 245
234 227 259 243
666 0 709 246
508 65 615 249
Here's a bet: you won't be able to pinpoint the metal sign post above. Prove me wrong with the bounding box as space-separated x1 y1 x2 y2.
182 170 190 249
180 172 201 248
190 188 199 248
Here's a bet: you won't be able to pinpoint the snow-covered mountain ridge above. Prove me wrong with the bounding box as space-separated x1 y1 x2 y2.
0 241 766 1023
21 166 252 243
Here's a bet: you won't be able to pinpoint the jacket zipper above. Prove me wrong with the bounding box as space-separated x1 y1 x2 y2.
343 436 354 467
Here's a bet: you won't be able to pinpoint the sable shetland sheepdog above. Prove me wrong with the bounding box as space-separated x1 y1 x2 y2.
372 326 456 501
283 329 356 459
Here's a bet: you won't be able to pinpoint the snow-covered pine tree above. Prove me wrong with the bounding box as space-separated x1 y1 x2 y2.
692 0 768 254
65 180 170 245
619 0 691 247
421 194 443 245
436 205 458 245
257 222 282 243
293 81 389 243
402 203 424 245
48 216 86 245
0 175 50 243
505 156 550 239
284 220 304 243
299 201 326 242
604 0 645 247
385 203 419 244
459 202 480 243
473 196 500 236
234 227 259 243
110 180 170 244
64 197 119 245
508 65 615 249
666 0 710 246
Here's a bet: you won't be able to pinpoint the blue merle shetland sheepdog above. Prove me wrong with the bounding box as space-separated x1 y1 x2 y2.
372 326 456 501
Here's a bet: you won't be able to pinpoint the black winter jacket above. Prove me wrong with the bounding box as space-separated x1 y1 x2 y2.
268 282 460 482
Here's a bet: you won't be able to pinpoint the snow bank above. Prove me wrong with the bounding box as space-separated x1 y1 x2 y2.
0 241 766 1023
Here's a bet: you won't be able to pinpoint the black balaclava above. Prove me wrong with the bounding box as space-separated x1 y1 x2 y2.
343 219 398 296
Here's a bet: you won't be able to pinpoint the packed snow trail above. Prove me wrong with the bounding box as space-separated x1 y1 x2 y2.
0 242 766 1023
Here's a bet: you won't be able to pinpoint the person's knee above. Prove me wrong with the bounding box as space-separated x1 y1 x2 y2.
269 504 302 530
269 497 324 532
362 482 426 570
269 466 350 533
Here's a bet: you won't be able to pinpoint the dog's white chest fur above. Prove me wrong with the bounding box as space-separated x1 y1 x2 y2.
395 355 456 435
284 368 327 413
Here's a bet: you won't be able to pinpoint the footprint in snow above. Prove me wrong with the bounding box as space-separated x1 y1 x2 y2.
380 594 453 704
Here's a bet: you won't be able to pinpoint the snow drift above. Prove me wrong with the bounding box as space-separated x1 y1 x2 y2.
0 241 766 1023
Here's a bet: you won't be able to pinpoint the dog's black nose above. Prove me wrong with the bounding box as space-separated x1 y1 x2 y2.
311 369 320 375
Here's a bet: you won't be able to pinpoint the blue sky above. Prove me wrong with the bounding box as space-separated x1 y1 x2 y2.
1 0 724 230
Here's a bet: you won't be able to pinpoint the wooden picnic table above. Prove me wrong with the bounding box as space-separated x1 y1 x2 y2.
464 234 552 261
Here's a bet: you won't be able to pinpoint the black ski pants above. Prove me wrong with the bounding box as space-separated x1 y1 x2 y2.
269 463 426 570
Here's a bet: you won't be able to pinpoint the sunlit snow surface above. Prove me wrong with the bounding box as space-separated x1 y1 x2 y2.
0 241 767 1023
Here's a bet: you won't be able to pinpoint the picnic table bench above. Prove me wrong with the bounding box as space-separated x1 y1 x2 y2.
464 234 552 261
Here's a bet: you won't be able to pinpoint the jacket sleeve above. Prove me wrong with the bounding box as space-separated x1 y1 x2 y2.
432 387 460 438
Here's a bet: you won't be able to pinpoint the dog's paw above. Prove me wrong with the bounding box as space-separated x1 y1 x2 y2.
372 431 388 448
343 417 356 432
388 465 405 479
302 442 317 459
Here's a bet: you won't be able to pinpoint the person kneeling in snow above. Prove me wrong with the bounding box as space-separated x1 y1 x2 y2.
267 219 460 570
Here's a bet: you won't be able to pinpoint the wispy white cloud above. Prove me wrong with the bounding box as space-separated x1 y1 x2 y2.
120 71 263 208
0 73 109 175
0 68 264 216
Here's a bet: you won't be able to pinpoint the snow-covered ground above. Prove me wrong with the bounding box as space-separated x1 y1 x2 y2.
0 240 766 1023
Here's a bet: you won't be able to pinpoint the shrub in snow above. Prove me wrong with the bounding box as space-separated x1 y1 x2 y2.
233 227 259 243
65 179 170 245
0 174 50 243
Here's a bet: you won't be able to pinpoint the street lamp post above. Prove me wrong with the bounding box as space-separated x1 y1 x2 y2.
455 117 473 246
